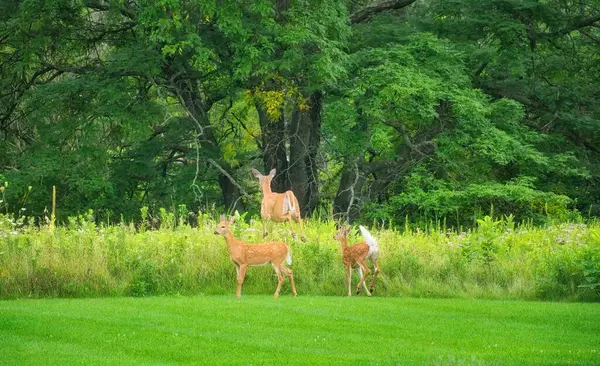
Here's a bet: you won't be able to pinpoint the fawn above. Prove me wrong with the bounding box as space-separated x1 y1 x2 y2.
214 215 298 298
334 225 380 296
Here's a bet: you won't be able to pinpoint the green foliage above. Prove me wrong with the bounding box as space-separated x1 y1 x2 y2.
365 170 573 226
1 215 599 302
2 0 600 228
577 234 600 297
412 0 600 217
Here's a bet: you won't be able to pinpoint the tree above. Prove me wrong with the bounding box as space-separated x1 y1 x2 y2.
0 0 280 218
324 0 594 224
1 0 599 226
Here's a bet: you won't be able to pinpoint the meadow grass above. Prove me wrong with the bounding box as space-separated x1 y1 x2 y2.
1 213 599 301
1 295 599 365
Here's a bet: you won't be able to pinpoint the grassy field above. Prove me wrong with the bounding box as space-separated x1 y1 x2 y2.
1 295 599 365
2 213 600 301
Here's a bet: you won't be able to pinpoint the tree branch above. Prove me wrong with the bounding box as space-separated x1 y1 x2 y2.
580 30 600 47
41 62 145 79
83 0 137 20
537 14 600 39
382 119 428 155
207 158 253 201
350 0 418 24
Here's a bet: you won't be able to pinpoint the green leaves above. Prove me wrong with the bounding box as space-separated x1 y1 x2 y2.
1 0 599 225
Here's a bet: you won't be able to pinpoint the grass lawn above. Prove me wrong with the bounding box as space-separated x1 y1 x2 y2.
1 296 599 365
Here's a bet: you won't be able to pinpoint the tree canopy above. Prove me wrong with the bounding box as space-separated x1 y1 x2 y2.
1 0 599 226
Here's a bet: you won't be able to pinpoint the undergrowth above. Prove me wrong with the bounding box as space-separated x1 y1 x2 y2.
1 211 599 301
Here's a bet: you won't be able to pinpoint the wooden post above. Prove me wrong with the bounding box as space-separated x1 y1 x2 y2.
50 186 56 233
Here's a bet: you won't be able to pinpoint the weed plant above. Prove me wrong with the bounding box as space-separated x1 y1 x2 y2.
1 211 599 301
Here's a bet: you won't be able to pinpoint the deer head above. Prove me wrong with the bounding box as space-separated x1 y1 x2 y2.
252 167 306 241
334 225 349 241
214 215 235 236
251 168 276 193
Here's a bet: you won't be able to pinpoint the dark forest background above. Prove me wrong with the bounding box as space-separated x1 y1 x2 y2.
1 0 599 226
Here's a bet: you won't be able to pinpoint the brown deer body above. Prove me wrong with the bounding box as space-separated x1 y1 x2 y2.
334 225 380 296
252 168 306 242
214 215 298 298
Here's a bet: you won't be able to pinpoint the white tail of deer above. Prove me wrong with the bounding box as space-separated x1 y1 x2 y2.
252 168 306 242
214 215 298 298
334 225 381 296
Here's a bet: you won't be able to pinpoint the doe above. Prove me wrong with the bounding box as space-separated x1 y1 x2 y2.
252 168 306 241
334 225 381 296
214 215 298 298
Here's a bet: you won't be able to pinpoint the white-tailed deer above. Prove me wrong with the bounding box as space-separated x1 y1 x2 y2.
251 168 306 242
214 215 298 298
334 225 380 296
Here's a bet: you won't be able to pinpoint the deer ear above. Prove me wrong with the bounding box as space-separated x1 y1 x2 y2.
220 214 226 221
268 168 276 179
229 216 236 224
251 168 262 179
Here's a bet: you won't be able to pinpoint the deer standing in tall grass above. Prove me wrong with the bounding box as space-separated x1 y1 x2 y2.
334 225 380 296
252 168 306 242
214 215 298 298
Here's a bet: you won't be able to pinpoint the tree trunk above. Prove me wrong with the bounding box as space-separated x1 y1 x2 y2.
288 92 322 216
171 77 245 213
333 161 367 223
256 103 290 192
218 174 244 213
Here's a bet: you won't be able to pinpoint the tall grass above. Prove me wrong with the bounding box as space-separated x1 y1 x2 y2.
1 212 599 301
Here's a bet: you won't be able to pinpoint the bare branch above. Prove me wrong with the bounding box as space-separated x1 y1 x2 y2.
207 158 253 201
344 161 360 221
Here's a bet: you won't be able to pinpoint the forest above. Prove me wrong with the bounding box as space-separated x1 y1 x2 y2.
1 0 600 227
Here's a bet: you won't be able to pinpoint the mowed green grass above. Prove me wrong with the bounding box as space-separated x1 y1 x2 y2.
1 296 599 365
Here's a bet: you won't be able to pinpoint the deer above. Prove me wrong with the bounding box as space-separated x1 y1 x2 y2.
334 224 381 297
251 168 307 242
214 215 298 298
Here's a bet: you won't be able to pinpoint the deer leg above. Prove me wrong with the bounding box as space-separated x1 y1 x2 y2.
356 266 362 295
347 265 352 297
263 218 269 237
272 263 284 298
369 258 380 293
236 264 248 298
282 213 298 240
356 260 371 297
294 213 307 242
356 266 370 296
281 265 298 296
290 195 306 242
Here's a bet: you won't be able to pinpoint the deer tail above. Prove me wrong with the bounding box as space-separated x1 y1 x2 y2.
286 250 292 266
285 191 297 215
359 225 379 257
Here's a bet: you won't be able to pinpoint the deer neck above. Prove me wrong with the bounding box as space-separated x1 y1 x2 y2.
261 181 273 195
223 232 246 250
337 237 349 250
